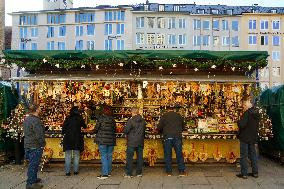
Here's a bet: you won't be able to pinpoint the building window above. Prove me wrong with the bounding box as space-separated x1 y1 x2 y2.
75 40 84 50
193 19 201 30
105 10 125 21
20 42 27 50
19 15 37 25
144 5 149 11
117 11 125 21
193 35 201 46
104 24 112 35
271 9 277 14
260 20 269 30
232 21 239 31
47 41 55 50
86 41 95 50
273 67 281 76
178 34 186 45
59 26 66 37
249 20 256 29
197 9 205 14
222 37 230 46
174 5 180 12
87 25 95 36
105 11 113 21
136 17 145 28
159 5 165 11
272 51 280 61
104 40 112 50
232 36 239 47
178 18 186 29
58 42 66 50
203 20 210 30
47 26 55 38
222 20 229 30
157 34 166 45
248 35 257 45
272 20 280 30
148 17 155 28
168 18 176 29
75 12 96 23
76 25 84 36
117 40 125 50
136 33 144 44
20 27 28 38
31 28 38 37
213 36 219 47
47 14 66 24
147 33 155 45
211 9 219 14
168 34 176 45
213 20 219 30
272 36 280 46
203 35 210 46
227 10 233 15
117 23 125 35
157 17 166 28
31 43 37 50
261 36 268 45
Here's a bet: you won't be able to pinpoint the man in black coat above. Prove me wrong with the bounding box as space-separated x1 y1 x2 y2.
237 100 260 179
62 106 86 176
123 107 146 178
157 106 187 177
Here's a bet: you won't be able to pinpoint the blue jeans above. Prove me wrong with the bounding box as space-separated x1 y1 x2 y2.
163 137 185 173
65 150 80 173
25 148 43 187
98 145 114 176
240 141 258 176
125 146 144 176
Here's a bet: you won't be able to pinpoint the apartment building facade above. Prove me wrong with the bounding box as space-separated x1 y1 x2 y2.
9 1 284 87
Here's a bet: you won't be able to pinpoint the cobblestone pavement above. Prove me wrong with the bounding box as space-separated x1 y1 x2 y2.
0 156 283 189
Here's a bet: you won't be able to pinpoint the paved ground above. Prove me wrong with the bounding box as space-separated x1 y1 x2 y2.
0 156 283 189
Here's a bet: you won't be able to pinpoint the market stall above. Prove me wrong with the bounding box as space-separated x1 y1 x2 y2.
2 50 269 165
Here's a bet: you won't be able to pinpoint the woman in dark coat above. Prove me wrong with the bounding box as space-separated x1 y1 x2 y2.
62 106 86 176
94 105 116 180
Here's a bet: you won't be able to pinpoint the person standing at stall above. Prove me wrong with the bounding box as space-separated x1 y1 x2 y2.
94 105 116 180
123 107 146 178
62 106 86 176
157 106 187 177
236 100 260 179
24 104 45 189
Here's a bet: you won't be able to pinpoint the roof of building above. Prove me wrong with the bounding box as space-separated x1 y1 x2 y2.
9 3 284 15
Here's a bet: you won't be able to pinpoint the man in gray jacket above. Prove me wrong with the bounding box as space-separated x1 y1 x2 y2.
123 107 146 178
24 104 45 189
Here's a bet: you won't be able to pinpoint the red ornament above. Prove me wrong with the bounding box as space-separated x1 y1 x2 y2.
198 111 202 117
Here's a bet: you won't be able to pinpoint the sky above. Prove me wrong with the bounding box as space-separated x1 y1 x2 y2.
5 0 284 26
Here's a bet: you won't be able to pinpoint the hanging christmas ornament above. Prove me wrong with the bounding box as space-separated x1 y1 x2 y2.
143 81 148 88
248 65 252 70
194 68 199 72
172 64 177 68
231 67 235 71
21 67 26 71
43 58 48 63
133 61 137 64
55 64 60 68
211 65 216 69
81 65 86 68
159 66 163 70
0 58 5 64
119 63 124 67
96 65 99 70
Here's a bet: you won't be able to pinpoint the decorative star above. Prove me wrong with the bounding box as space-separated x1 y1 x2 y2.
133 61 137 64
43 58 48 63
231 67 236 71
96 65 99 70
172 64 177 68
21 67 26 71
119 63 124 67
159 66 163 70
55 64 60 68
248 65 252 70
211 65 216 69
194 68 199 72
81 65 86 68
0 58 6 64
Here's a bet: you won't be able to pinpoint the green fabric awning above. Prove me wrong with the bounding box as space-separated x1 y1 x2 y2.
3 50 269 61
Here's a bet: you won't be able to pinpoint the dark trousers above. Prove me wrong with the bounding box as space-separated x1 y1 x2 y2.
125 146 144 176
25 148 43 187
163 137 185 173
240 141 258 176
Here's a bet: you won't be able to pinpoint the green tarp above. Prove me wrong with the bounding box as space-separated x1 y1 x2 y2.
3 50 269 60
0 82 18 120
260 85 284 151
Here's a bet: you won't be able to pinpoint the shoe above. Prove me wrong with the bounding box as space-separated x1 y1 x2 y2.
179 171 188 177
35 178 42 183
236 174 248 179
26 183 43 189
166 172 172 176
97 175 108 180
65 172 71 176
74 172 79 175
248 173 258 178
137 174 143 177
123 174 132 178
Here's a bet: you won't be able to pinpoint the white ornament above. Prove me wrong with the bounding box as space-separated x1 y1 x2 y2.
143 81 148 88
1 58 6 64
119 63 124 67
133 61 137 64
21 67 26 71
159 66 163 70
172 64 177 68
231 67 236 71
43 58 48 63
96 65 99 70
81 65 86 68
194 68 199 72
248 65 252 70
211 65 216 69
